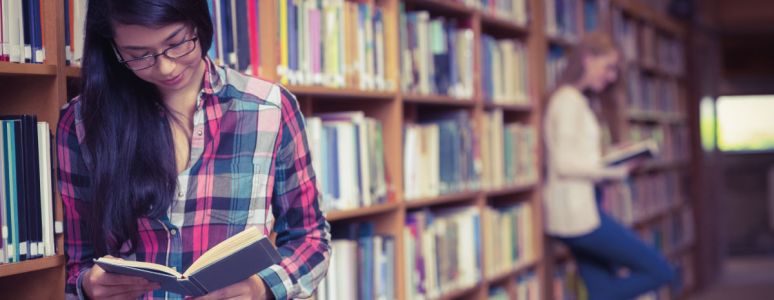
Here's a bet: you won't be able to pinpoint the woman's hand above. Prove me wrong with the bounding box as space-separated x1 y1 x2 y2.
188 275 272 300
82 257 160 299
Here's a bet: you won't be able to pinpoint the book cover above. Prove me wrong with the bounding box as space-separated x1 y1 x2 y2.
603 139 660 166
94 226 281 296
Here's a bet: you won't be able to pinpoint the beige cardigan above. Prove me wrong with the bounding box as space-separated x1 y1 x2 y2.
543 85 623 237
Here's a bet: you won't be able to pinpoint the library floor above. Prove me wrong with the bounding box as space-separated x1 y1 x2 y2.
689 255 774 300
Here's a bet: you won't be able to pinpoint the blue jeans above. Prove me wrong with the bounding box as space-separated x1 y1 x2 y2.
558 188 677 300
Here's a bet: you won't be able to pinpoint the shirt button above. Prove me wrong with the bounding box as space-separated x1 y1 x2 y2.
170 229 178 235
178 191 184 198
196 129 203 136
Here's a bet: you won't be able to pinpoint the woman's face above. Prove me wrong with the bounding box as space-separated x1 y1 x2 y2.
583 51 620 93
112 22 204 96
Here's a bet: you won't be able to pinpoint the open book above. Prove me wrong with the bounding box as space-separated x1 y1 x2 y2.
602 139 660 166
94 226 281 296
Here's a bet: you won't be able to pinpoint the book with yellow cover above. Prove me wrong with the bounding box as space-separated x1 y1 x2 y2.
94 226 281 296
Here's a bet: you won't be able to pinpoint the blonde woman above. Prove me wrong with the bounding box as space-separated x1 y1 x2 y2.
544 32 676 299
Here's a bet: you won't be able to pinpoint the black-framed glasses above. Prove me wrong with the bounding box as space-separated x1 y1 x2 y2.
113 35 199 71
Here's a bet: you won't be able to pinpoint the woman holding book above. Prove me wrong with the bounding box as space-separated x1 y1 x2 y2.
543 32 675 299
57 1 330 299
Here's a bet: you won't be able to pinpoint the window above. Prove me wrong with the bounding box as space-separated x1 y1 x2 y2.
716 95 774 152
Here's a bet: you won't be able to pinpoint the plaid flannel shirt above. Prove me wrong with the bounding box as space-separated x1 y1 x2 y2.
57 58 330 299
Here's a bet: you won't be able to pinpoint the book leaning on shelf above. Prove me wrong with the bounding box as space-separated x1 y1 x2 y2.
602 139 660 167
94 226 281 296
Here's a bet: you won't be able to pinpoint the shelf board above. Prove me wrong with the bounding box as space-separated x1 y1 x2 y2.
610 0 685 36
484 181 537 197
326 202 400 222
405 191 480 209
480 13 529 35
547 34 576 48
486 259 539 283
434 282 482 300
633 202 684 229
628 111 688 124
0 63 57 76
403 94 476 107
0 255 65 278
287 85 396 100
404 0 476 16
484 101 533 113
66 66 81 78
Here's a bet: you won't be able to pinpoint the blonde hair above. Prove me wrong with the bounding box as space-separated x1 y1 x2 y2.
556 32 626 143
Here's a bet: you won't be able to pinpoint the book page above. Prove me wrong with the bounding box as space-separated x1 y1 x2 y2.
96 256 183 278
184 226 264 276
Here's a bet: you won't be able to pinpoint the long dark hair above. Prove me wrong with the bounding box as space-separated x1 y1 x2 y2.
80 0 213 256
555 32 626 144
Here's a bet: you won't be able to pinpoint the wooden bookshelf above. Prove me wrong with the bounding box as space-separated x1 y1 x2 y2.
0 255 65 278
4 0 699 300
0 0 68 298
404 191 480 209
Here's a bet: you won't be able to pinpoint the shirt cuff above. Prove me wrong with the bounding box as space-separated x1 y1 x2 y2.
75 267 92 300
258 264 293 300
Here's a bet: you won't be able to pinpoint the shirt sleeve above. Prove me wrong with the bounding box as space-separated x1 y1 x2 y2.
56 101 97 298
548 93 623 181
257 87 331 300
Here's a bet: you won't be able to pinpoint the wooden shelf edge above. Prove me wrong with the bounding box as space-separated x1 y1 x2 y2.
433 282 483 300
479 13 530 35
326 202 400 222
0 63 57 76
405 191 480 209
66 66 81 78
484 102 533 112
0 255 65 278
404 0 476 16
486 259 539 283
287 85 396 99
484 182 538 197
633 202 684 229
403 93 476 107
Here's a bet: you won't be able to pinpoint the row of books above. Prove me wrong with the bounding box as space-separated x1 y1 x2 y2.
637 207 695 257
204 0 261 75
583 0 599 33
305 112 389 213
276 0 390 90
64 0 85 65
314 222 395 300
483 202 536 278
599 171 686 226
552 261 585 300
546 45 567 91
1 116 58 264
656 34 685 76
1 0 45 63
629 123 690 162
661 124 690 161
488 272 541 300
480 110 538 190
612 7 685 75
399 7 475 99
403 111 480 200
626 71 682 115
404 207 482 299
545 0 580 42
436 0 529 24
481 36 529 105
